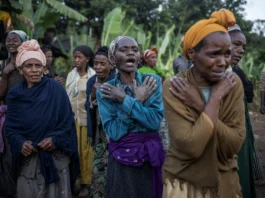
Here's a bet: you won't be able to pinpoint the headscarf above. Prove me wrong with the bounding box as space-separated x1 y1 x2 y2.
74 45 94 67
8 30 29 42
108 36 133 65
142 47 158 62
95 46 109 57
183 9 236 59
228 24 242 33
16 39 46 67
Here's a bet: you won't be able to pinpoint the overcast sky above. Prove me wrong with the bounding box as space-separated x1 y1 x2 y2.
244 0 265 21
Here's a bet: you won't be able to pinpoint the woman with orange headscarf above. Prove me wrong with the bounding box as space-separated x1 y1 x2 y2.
139 47 166 82
162 9 245 197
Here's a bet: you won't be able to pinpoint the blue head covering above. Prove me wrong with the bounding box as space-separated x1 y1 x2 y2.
8 30 29 42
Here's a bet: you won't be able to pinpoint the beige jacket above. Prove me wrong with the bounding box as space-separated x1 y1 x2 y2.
66 67 95 126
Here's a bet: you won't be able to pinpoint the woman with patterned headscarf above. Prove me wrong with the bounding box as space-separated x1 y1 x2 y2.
5 39 79 198
0 30 28 197
162 9 245 197
139 47 166 82
66 45 95 197
97 36 165 198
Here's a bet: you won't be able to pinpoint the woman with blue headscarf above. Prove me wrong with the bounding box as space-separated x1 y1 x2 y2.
0 30 28 197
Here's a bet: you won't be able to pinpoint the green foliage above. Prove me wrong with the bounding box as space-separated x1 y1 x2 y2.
101 7 123 46
7 0 87 39
241 53 265 111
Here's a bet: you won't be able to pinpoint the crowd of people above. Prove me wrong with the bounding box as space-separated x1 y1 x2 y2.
0 8 265 198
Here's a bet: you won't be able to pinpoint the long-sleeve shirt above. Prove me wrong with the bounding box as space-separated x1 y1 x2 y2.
97 71 164 141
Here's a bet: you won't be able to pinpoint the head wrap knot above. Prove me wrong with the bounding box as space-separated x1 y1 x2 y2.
183 9 236 59
16 39 46 67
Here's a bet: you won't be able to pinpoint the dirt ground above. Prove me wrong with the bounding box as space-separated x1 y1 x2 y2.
250 111 265 198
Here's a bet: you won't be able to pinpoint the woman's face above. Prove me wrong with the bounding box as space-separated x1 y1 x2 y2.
5 33 22 54
94 55 113 80
114 38 140 73
229 31 246 66
45 50 53 67
73 51 89 70
189 32 231 84
145 53 157 68
19 59 44 88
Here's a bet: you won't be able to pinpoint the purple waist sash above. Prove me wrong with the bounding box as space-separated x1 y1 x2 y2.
108 133 166 198
0 105 7 153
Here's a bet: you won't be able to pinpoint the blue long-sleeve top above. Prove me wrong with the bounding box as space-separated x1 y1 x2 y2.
96 70 164 141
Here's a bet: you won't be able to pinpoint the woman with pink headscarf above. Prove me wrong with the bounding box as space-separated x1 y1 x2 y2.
5 39 79 198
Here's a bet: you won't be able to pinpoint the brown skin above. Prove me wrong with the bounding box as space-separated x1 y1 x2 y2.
20 59 55 156
145 53 157 68
18 59 45 88
171 32 236 123
0 33 23 101
229 31 246 66
101 37 156 103
45 50 53 67
91 55 113 101
73 51 89 77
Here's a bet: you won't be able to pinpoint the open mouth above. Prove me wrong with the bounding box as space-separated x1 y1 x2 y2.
126 58 136 65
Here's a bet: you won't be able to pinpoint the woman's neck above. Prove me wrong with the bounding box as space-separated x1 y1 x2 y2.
192 67 211 87
9 54 17 63
119 71 135 85
76 67 87 77
98 75 109 84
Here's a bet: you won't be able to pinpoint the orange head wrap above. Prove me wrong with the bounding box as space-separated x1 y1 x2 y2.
142 47 158 62
183 9 236 59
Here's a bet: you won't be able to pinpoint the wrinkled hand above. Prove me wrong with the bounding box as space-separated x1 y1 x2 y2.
170 76 204 112
133 76 157 103
21 141 37 157
211 72 236 100
3 62 16 75
38 137 55 151
91 82 101 101
101 83 126 103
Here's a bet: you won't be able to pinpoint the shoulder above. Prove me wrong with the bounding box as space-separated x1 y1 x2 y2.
88 74 97 84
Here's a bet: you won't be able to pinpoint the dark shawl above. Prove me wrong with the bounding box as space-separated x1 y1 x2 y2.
85 71 116 143
5 77 79 190
232 65 254 103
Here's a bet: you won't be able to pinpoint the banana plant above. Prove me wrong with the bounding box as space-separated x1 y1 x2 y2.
8 0 88 39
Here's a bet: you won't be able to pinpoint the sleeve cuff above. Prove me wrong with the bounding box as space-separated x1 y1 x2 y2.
201 112 214 130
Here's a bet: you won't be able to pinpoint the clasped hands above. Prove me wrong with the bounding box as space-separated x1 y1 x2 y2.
21 137 55 157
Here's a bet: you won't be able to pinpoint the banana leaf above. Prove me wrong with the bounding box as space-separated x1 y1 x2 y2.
45 0 87 22
101 7 123 46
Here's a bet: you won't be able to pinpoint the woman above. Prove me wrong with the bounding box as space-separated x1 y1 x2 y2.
66 45 95 197
139 47 166 82
97 36 165 198
138 47 169 150
85 46 115 197
0 30 28 197
162 9 246 197
5 39 79 198
229 24 263 198
41 45 65 84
